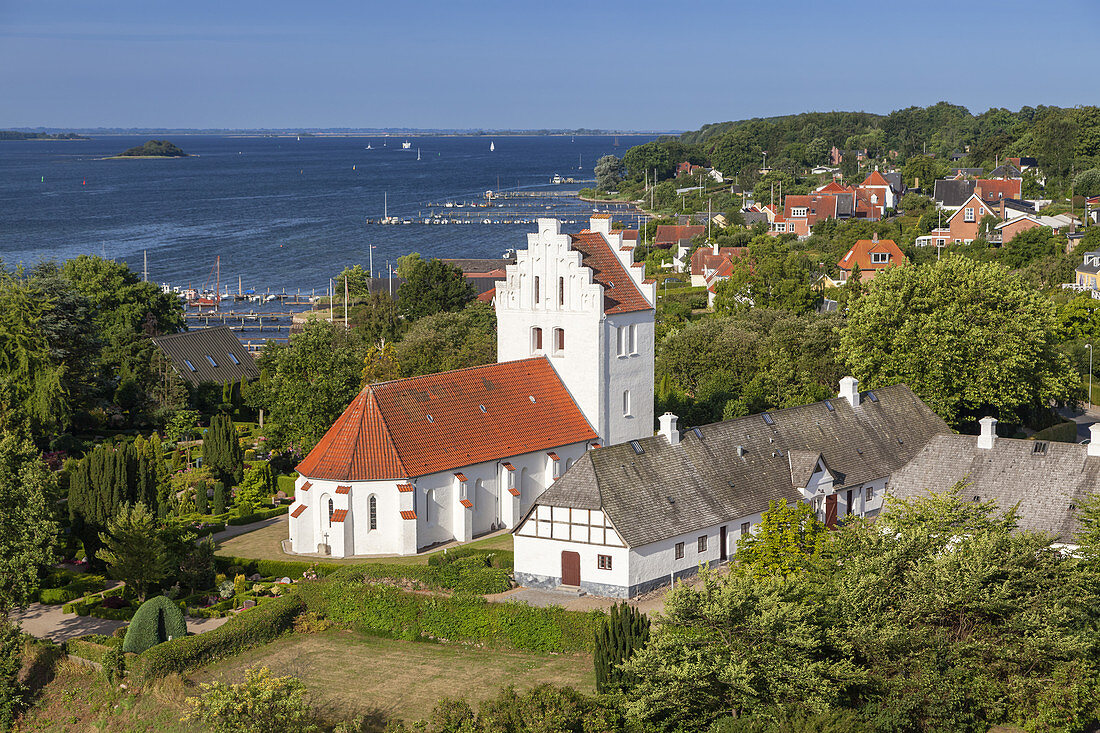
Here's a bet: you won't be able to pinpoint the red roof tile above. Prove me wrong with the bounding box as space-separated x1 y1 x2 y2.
861 170 891 187
621 229 639 241
335 485 351 494
476 287 495 303
654 225 704 246
299 481 312 492
454 472 468 482
508 487 521 496
400 510 417 520
546 451 559 460
459 499 473 508
501 462 515 471
397 482 415 492
296 358 597 482
331 509 348 523
838 237 908 272
569 230 653 315
291 504 307 518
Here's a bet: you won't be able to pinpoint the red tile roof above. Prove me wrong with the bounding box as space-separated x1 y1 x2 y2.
335 485 351 494
508 487 521 496
397 483 415 492
459 499 473 508
974 178 1021 203
291 504 307 518
569 230 653 315
838 237 907 272
476 287 495 303
546 451 559 460
501 462 515 471
861 170 891 187
591 213 612 219
454 472 468 482
296 358 597 482
331 509 348 523
400 510 417 520
654 225 704 246
621 229 639 241
817 180 852 193
299 481 312 492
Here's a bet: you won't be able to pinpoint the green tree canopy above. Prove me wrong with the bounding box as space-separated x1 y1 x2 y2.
335 263 372 299
839 255 1078 425
0 436 58 610
393 301 496 377
594 154 624 191
396 258 476 320
97 502 169 601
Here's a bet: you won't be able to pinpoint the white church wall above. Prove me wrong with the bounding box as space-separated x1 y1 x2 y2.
604 311 656 444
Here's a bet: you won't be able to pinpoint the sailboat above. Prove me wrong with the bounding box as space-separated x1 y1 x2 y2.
366 143 372 149
490 141 495 152
402 140 412 149
417 148 421 161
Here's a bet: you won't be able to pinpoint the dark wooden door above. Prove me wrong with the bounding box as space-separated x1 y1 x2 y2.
719 526 728 561
561 551 581 586
825 494 838 528
846 489 854 516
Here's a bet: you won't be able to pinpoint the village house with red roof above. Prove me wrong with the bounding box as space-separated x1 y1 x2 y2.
289 216 657 558
916 193 998 246
836 234 907 283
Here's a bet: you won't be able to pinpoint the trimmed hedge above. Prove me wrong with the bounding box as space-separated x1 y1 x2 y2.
124 596 188 653
139 594 305 678
1032 420 1078 444
66 638 114 665
276 474 297 495
352 560 511 595
299 577 600 653
213 555 343 580
38 575 106 605
227 505 288 526
428 546 514 571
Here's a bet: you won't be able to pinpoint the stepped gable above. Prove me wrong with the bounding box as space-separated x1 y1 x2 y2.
296 357 597 482
533 384 949 547
569 230 653 315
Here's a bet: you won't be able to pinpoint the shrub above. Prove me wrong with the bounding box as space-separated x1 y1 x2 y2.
1032 421 1077 444
140 594 305 678
123 596 188 654
183 665 319 733
212 481 226 515
66 638 113 665
213 555 343 580
427 547 514 570
226 505 288 526
90 605 134 621
102 646 126 684
276 474 297 496
292 611 331 634
594 602 650 693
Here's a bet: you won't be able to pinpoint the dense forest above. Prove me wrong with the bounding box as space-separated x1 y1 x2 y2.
117 140 188 157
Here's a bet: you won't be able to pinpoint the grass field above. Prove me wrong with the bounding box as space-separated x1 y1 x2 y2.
215 518 513 566
191 628 594 726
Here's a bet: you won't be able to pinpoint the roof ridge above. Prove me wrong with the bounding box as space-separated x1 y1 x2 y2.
369 356 550 391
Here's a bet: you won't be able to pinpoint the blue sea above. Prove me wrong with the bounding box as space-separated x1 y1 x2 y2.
0 134 655 293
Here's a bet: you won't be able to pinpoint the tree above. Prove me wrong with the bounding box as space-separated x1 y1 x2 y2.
594 602 650 693
736 500 826 579
393 302 496 377
396 258 476 320
1074 168 1100 197
249 320 367 453
204 414 243 487
184 666 320 733
622 141 673 182
348 290 402 345
1001 226 1059 269
839 256 1078 426
0 435 58 611
361 339 401 384
335 264 371 299
594 155 624 191
807 137 830 165
212 481 227 516
835 263 862 311
901 154 948 190
395 252 423 279
179 537 216 593
97 503 169 601
235 462 274 514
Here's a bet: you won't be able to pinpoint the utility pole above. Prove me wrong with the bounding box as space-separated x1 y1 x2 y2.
344 275 349 333
143 250 147 282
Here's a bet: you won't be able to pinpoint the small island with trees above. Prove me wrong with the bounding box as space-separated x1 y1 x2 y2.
0 131 89 140
108 139 190 159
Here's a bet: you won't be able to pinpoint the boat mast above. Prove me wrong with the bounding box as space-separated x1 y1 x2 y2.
215 256 220 312
143 250 147 282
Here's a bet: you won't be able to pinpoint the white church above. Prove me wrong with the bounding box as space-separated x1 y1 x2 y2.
288 216 657 557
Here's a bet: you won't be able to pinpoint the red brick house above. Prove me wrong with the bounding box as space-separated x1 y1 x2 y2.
836 234 907 283
654 224 704 249
916 193 997 246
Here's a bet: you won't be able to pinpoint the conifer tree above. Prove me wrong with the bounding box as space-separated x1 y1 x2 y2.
96 502 168 601
204 414 243 487
194 482 208 515
594 602 650 693
212 481 226 516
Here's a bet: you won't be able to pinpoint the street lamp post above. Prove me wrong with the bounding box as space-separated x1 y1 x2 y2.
1088 344 1094 411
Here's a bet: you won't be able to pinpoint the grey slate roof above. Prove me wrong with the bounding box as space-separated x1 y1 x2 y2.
883 172 905 195
887 435 1100 541
533 385 950 547
988 164 1023 179
742 211 769 225
933 179 976 207
152 326 259 386
440 258 515 273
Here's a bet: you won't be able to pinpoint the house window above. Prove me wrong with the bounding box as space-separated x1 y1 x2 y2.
870 252 889 264
792 207 808 217
866 486 875 502
740 522 750 536
697 536 707 553
554 327 565 353
559 277 565 306
327 498 334 526
628 324 637 354
531 327 543 352
369 495 377 530
675 542 684 560
978 208 985 216
616 326 625 356
597 554 612 570
228 352 240 365
775 223 786 232
183 359 197 372
964 207 975 222
534 275 540 304
622 390 631 417
205 355 218 367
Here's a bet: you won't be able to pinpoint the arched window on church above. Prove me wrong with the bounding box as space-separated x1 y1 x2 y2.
531 327 543 352
534 275 540 304
558 277 565 306
327 498 334 526
368 495 377 530
554 328 564 354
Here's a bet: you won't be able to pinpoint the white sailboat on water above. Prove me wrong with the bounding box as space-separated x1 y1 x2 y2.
417 148 421 161
402 140 412 149
490 141 495 152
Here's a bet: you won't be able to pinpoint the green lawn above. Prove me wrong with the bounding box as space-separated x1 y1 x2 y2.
215 518 513 566
191 628 594 727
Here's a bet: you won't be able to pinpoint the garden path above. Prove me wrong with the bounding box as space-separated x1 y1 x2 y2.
10 602 229 642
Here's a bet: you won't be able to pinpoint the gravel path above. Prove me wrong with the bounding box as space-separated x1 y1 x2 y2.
10 602 229 642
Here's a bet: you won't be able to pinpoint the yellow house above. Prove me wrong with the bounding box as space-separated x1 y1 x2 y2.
1075 251 1100 290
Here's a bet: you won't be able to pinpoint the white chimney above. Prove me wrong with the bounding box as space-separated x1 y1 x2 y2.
1089 424 1100 457
659 413 680 446
590 216 612 235
978 416 997 450
839 376 860 406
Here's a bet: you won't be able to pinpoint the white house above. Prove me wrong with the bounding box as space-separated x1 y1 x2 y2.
288 216 657 557
513 378 951 597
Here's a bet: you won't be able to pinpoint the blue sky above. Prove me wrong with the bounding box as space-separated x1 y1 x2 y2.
1 0 1097 130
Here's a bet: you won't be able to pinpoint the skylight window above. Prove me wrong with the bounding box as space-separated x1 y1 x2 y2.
228 352 240 365
824 400 835 412
1033 441 1048 455
426 414 434 423
183 359 196 372
762 413 775 426
479 405 487 413
205 355 218 367
629 440 644 455
867 391 879 403
691 427 703 440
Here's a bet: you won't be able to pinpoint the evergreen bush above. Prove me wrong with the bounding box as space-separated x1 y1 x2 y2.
594 602 651 693
123 595 188 654
212 481 226 515
194 484 208 515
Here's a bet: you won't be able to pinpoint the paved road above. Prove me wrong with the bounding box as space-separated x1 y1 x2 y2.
1057 405 1099 443
208 515 285 544
11 602 229 642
